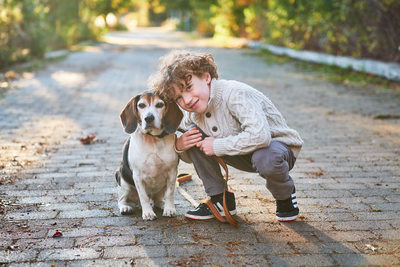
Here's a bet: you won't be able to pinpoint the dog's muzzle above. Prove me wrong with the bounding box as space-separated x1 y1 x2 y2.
144 114 155 129
144 114 154 123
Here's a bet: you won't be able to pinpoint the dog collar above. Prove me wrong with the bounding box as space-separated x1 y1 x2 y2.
146 130 169 138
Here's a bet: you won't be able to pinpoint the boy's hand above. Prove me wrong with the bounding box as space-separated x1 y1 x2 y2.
176 128 203 151
197 137 215 156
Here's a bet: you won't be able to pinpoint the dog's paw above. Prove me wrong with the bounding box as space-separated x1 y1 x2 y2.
142 210 157 221
163 207 176 217
119 205 134 215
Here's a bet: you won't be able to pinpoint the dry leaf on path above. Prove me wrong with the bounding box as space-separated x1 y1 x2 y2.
79 135 96 145
52 231 63 238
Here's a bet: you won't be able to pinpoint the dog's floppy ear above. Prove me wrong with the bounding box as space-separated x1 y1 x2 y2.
120 95 141 134
162 101 183 134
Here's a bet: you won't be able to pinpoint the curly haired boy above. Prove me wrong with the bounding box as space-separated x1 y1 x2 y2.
150 50 303 221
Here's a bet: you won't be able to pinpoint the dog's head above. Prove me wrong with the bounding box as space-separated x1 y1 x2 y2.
120 91 183 136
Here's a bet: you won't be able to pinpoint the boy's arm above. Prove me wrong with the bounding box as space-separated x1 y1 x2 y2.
213 89 271 156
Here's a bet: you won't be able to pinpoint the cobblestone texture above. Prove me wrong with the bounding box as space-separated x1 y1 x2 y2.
1 28 399 266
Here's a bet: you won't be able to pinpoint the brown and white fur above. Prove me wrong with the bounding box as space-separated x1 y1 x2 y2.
115 91 183 220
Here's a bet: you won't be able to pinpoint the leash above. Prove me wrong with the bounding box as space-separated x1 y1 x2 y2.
176 156 239 227
176 157 238 227
176 127 238 227
176 174 199 207
202 156 238 227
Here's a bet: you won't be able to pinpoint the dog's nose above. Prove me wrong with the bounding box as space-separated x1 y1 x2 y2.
144 114 154 123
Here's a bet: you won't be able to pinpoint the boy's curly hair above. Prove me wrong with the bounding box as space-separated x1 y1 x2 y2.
149 50 218 101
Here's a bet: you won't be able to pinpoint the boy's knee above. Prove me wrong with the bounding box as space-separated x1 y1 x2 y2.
186 146 203 158
252 146 288 179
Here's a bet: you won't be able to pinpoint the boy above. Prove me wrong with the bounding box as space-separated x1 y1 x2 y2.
150 50 303 221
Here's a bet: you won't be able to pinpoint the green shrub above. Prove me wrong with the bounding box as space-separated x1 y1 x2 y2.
189 0 400 62
0 0 105 69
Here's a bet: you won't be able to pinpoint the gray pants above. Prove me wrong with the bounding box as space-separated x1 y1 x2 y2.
186 140 296 200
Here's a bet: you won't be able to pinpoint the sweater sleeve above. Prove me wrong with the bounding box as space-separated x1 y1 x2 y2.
213 88 271 156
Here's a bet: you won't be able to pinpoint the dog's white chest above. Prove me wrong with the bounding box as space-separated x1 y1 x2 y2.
141 152 171 178
128 133 178 190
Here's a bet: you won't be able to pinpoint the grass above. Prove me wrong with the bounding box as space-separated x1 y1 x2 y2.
251 49 400 92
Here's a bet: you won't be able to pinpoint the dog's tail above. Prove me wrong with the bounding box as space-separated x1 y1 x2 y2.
115 138 135 187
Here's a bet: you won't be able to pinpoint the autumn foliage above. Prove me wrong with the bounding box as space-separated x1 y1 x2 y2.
1 0 399 69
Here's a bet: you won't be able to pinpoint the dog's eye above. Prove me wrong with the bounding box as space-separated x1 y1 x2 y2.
138 103 146 109
155 102 164 108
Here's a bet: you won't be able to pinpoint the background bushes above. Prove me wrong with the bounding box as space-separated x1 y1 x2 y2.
1 0 399 69
0 0 102 69
168 0 400 62
260 0 400 62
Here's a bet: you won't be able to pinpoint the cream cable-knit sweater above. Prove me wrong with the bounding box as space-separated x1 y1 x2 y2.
179 78 303 158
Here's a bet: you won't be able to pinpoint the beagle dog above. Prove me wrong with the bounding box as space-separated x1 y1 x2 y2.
115 91 183 220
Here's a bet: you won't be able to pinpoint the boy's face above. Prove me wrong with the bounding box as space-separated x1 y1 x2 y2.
172 73 211 114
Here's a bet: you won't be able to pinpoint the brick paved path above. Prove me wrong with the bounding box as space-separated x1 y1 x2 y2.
1 28 399 266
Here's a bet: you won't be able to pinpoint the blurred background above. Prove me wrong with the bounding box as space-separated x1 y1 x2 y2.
1 0 400 70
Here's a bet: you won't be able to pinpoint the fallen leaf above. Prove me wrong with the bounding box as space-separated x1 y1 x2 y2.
305 170 325 177
370 208 382 212
373 114 400 120
6 245 18 251
305 157 315 163
52 231 63 238
79 135 96 145
298 215 306 220
5 71 17 79
365 244 378 252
